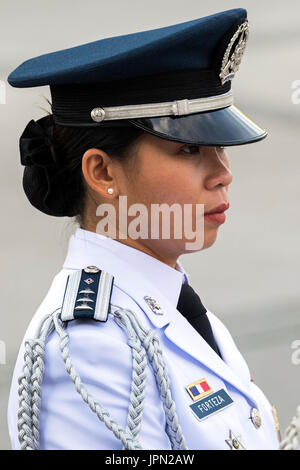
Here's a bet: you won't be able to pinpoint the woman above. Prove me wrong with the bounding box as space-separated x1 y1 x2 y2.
7 8 281 450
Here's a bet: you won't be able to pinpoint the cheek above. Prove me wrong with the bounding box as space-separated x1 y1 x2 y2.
134 160 205 206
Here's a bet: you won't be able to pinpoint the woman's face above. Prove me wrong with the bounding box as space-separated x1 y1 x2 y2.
113 132 232 260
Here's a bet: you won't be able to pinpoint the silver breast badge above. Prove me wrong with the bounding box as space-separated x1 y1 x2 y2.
144 296 164 315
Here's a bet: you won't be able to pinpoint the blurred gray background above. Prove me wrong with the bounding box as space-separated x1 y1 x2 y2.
0 0 299 450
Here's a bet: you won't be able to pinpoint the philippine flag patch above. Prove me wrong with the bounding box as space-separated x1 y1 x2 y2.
185 379 213 401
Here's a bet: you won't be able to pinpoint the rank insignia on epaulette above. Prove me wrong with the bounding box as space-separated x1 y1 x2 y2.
61 266 114 322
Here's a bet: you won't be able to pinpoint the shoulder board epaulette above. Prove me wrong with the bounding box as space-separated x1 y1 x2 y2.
61 266 114 322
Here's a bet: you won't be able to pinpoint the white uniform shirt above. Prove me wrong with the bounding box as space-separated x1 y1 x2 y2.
8 228 280 450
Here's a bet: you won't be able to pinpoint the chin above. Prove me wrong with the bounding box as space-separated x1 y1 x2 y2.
185 233 218 253
204 230 219 248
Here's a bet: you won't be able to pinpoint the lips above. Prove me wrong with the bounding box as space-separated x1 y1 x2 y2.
204 203 230 215
204 203 229 225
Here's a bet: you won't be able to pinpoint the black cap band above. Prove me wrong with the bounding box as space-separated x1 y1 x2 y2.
51 69 231 126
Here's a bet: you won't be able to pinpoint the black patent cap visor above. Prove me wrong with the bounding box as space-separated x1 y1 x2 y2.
128 105 267 146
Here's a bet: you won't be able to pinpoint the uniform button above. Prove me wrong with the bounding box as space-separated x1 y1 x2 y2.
250 407 262 428
84 266 100 274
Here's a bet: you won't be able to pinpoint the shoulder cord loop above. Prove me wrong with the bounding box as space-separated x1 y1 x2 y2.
109 307 147 445
113 306 187 450
52 311 143 449
17 306 187 450
280 406 300 450
17 313 55 450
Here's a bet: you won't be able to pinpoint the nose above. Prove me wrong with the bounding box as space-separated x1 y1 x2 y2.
204 147 233 189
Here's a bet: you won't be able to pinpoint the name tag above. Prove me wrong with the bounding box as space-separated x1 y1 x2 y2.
189 388 233 421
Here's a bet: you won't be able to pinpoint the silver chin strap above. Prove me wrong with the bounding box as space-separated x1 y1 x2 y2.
90 90 233 122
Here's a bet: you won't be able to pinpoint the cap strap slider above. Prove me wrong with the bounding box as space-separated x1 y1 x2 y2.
172 99 190 116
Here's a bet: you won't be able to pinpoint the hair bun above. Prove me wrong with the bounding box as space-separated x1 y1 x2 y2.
20 116 77 217
19 117 56 168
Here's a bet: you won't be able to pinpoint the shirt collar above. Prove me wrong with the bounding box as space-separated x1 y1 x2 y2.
63 228 190 308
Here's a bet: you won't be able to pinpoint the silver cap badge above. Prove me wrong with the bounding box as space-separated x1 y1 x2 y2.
219 21 249 85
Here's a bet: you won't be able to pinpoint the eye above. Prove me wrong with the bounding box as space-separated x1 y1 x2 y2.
180 145 201 155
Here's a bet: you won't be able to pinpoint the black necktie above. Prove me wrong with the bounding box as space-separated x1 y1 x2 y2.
176 283 222 358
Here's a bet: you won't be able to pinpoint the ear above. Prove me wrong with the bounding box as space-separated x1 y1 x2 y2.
81 148 117 198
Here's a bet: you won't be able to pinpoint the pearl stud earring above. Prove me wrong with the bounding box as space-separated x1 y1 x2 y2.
107 188 114 195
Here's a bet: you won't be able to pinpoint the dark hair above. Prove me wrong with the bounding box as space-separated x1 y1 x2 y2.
21 114 145 221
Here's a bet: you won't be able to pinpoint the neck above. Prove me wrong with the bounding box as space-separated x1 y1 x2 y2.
81 223 179 269
115 237 179 269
